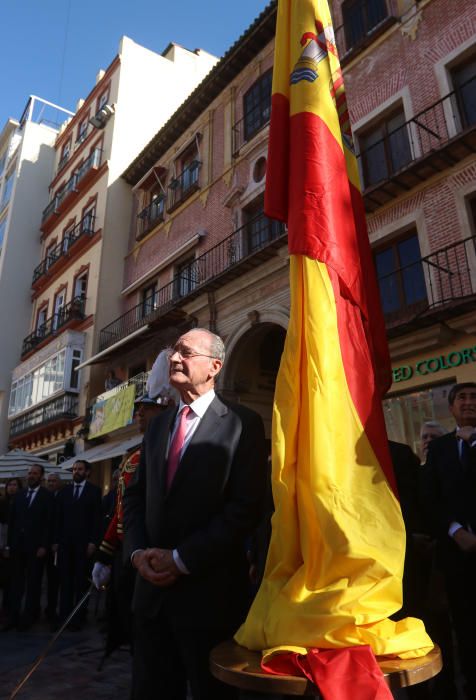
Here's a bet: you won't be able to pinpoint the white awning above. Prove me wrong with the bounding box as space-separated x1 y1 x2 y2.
60 434 143 471
75 325 149 370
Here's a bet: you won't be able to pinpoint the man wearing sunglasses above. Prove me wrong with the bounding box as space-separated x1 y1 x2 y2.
124 327 267 700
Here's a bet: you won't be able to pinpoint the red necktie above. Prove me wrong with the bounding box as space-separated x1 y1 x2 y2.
167 406 191 490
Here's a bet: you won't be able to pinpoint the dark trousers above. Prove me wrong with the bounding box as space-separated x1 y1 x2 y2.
9 550 44 623
58 543 90 621
444 550 476 699
133 611 238 700
45 552 60 619
104 548 135 655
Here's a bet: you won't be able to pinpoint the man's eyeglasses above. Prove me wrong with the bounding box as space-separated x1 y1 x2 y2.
170 347 216 360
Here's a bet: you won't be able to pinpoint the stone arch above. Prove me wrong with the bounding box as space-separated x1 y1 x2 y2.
220 313 288 445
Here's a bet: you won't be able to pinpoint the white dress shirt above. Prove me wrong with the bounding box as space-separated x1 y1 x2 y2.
133 389 216 574
26 485 40 505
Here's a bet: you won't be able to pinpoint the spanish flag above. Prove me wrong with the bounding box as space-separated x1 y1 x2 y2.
235 0 432 693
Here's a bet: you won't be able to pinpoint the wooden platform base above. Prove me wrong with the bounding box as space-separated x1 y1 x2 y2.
210 641 442 697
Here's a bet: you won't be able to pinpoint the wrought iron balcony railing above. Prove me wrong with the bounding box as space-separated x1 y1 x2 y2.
42 148 102 223
22 296 86 357
10 393 79 437
91 370 150 414
99 214 286 351
378 235 476 334
137 196 165 239
168 160 201 210
358 74 476 192
232 98 271 155
32 215 96 285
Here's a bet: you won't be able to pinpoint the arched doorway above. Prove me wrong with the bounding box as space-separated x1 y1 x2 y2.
221 323 286 448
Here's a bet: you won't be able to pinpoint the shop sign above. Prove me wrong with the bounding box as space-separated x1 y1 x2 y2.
392 345 476 383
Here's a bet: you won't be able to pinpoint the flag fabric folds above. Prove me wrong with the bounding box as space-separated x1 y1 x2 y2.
235 0 432 670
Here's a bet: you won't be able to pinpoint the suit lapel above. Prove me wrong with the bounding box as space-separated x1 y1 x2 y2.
153 408 178 501
167 396 228 498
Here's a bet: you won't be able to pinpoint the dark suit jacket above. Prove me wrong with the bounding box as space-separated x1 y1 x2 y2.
8 487 52 554
425 431 476 539
55 481 102 548
123 394 267 629
389 441 421 536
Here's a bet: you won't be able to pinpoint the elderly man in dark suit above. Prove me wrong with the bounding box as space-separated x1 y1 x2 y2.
54 459 102 627
124 328 267 700
3 463 52 631
425 381 476 699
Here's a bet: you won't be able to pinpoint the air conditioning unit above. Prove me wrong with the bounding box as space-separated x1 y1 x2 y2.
89 104 115 129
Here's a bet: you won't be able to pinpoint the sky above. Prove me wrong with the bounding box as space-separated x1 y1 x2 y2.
0 0 269 128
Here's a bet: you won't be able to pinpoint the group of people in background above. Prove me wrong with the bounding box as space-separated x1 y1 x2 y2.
0 459 102 632
0 330 474 700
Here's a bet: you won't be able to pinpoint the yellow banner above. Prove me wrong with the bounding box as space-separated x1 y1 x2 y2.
89 384 135 438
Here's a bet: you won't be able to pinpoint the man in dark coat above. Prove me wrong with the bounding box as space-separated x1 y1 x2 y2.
54 459 102 626
4 463 52 630
123 328 267 700
425 382 476 699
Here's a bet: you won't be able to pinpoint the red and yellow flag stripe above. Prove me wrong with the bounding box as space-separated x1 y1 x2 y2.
235 0 432 662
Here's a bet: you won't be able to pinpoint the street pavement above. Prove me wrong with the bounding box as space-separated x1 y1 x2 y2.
0 592 132 700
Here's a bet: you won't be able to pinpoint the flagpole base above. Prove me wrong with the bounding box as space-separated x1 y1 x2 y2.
210 640 442 696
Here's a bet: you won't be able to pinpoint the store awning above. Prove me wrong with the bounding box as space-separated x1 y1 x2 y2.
60 434 143 471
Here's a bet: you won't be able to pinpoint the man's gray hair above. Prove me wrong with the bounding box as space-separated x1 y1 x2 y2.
193 328 226 363
47 472 61 479
420 420 446 437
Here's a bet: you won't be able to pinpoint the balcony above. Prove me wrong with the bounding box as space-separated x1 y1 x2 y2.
168 160 200 211
379 235 476 338
32 215 96 287
41 148 103 227
22 296 86 358
335 0 398 65
96 370 150 404
99 214 287 352
137 196 165 240
359 76 476 213
232 99 271 156
9 393 79 438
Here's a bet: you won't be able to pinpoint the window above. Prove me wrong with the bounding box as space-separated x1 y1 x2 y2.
374 233 427 318
97 90 109 111
169 145 201 208
58 140 71 171
74 272 88 300
451 55 476 129
81 203 96 233
141 283 157 317
61 222 75 253
342 0 389 52
69 349 82 389
8 347 81 417
36 306 48 335
76 116 89 145
359 108 412 188
0 153 6 178
243 71 272 142
174 257 198 298
383 383 454 456
53 289 67 330
1 170 14 209
45 241 58 269
245 198 284 252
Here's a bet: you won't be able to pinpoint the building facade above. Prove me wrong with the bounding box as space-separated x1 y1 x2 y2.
64 0 476 472
330 0 476 453
6 37 217 479
0 97 74 454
